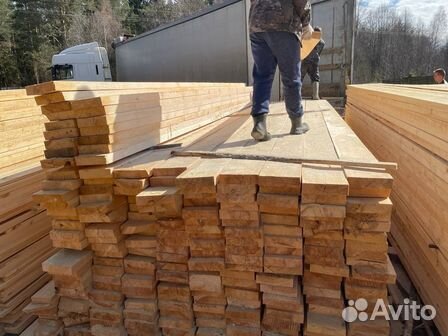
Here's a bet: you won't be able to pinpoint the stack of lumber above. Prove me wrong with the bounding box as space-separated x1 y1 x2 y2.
116 152 163 319
345 83 448 334
41 249 92 335
129 100 395 336
27 81 252 336
0 89 46 223
0 90 56 334
23 281 60 335
344 197 395 335
297 106 349 336
258 163 304 335
119 161 159 336
301 164 348 336
135 161 193 336
0 235 54 333
217 160 263 335
177 160 227 335
0 89 46 175
25 81 252 167
31 80 251 252
29 78 398 336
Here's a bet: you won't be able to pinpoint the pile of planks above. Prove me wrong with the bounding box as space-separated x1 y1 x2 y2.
30 81 251 252
22 281 60 335
0 89 46 176
0 90 55 334
301 164 348 336
346 83 448 335
29 78 398 336
26 81 252 336
127 101 397 336
0 89 46 223
257 162 304 335
41 249 93 336
25 81 252 166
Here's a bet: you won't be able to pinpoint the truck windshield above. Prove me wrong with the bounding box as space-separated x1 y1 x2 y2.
52 64 74 80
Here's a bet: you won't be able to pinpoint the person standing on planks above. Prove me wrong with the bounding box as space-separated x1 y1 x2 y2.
249 0 313 141
301 27 325 100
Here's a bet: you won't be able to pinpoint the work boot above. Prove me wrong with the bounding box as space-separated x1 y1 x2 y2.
290 116 310 135
312 82 320 100
251 114 271 141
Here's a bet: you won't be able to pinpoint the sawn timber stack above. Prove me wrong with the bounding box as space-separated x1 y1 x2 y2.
28 81 252 336
28 80 396 336
0 89 55 334
346 83 448 335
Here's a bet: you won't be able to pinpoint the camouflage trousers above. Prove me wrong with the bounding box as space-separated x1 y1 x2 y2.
301 61 320 82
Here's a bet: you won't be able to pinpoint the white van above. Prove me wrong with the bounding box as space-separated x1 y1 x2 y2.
51 42 112 81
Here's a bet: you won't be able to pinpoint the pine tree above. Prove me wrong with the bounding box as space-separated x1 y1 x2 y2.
0 0 19 87
126 0 152 34
12 0 46 84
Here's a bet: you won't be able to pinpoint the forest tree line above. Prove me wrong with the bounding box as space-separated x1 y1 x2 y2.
354 4 448 83
0 0 447 88
0 0 216 87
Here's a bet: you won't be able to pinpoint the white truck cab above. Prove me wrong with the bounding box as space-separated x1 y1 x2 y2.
51 42 112 81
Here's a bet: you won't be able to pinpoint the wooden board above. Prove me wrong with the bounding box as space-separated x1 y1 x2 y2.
301 31 322 60
26 81 246 96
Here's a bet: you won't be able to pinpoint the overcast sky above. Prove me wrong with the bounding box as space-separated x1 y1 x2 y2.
359 0 448 39
359 0 448 18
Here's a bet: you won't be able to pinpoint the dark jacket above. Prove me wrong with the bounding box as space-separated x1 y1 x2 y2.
249 0 311 36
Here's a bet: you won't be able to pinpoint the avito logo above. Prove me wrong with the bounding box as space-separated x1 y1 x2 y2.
342 298 436 322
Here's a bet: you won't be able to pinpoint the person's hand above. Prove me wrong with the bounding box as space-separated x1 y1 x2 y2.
302 24 314 40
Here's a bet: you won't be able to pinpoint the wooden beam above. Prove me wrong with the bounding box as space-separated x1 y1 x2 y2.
171 150 398 170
